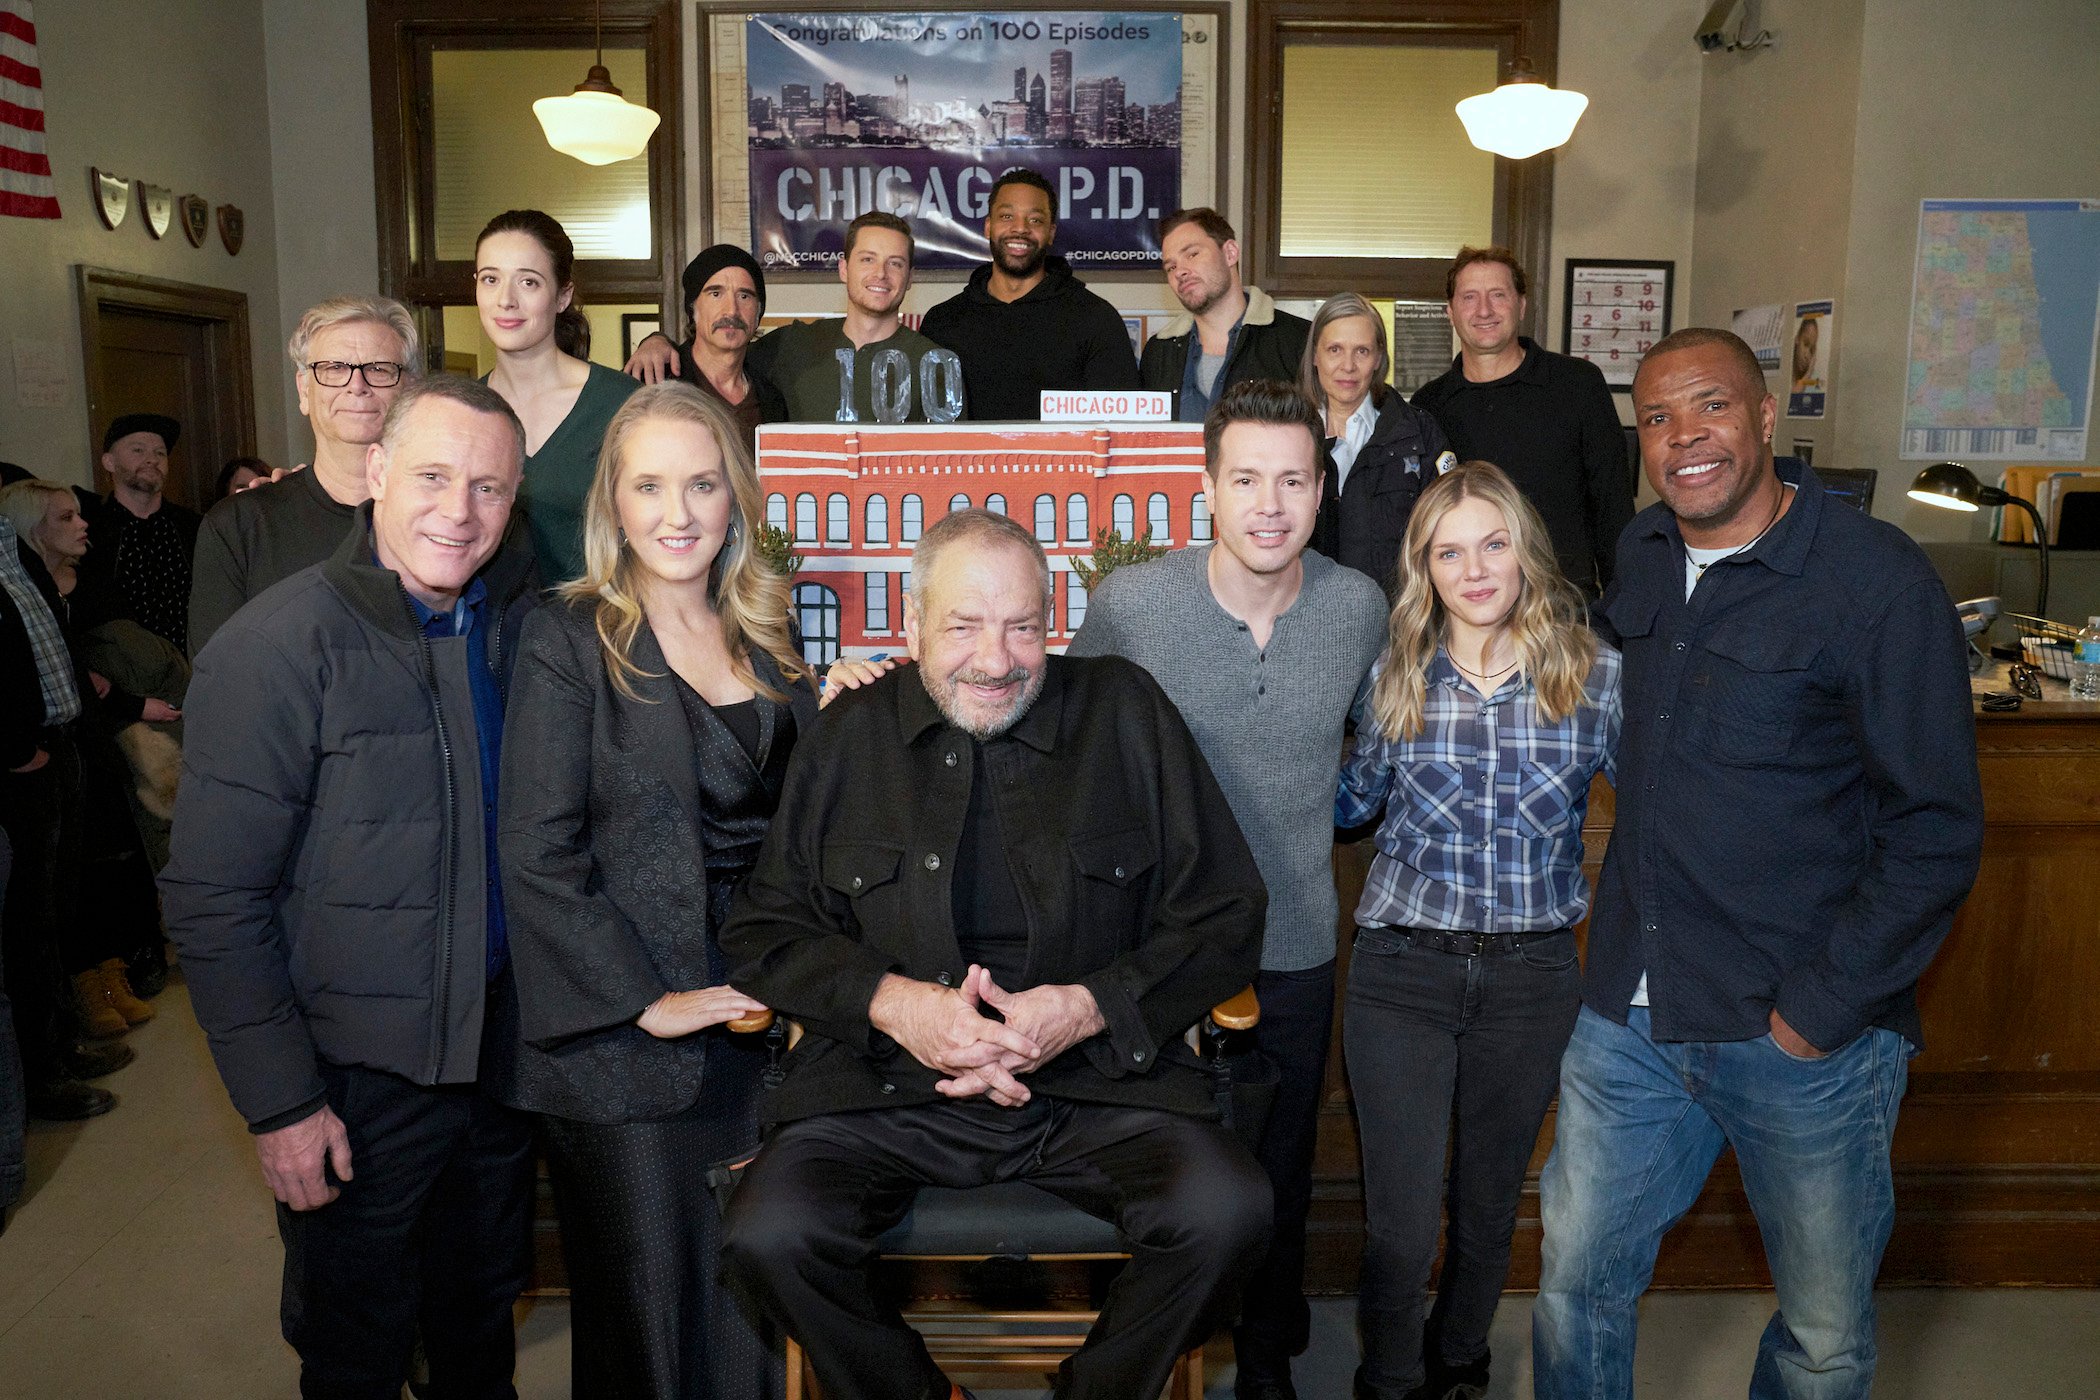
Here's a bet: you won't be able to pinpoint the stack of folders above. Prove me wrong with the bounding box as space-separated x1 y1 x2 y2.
1992 466 2100 547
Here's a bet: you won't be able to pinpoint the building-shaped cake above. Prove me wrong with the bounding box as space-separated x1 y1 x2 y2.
757 421 1209 661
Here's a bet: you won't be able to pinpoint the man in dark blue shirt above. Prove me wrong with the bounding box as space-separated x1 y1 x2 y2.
1532 328 1983 1400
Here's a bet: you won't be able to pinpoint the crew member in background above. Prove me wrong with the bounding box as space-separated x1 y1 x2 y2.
1413 248 1628 597
920 168 1139 420
82 414 199 655
1139 209 1308 424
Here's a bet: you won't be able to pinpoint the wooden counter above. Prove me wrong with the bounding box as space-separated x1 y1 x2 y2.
1305 666 2100 1292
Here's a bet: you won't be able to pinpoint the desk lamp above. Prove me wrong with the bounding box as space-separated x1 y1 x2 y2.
1909 461 2049 619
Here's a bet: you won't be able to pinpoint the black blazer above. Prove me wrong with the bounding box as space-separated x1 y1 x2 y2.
498 596 818 1123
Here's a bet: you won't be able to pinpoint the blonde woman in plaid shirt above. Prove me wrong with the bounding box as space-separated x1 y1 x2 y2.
1336 461 1621 1400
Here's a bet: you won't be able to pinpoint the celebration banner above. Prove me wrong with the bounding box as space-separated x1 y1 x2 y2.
745 12 1184 271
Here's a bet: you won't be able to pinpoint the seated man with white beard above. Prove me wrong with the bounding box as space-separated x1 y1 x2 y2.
719 508 1273 1400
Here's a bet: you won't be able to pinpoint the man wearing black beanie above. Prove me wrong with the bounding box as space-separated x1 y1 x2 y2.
625 242 786 449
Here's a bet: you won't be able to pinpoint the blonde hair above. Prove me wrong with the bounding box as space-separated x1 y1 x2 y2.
559 382 809 702
1370 461 1597 740
0 478 75 545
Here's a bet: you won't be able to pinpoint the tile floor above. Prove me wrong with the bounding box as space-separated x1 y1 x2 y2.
3 978 2095 1399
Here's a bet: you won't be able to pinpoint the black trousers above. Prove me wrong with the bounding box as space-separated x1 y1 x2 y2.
1343 927 1580 1397
542 1030 782 1400
722 1097 1273 1400
1231 960 1337 1383
276 1060 536 1400
0 732 85 1083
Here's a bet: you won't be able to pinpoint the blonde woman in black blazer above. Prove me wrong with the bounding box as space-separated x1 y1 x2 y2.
500 381 817 1400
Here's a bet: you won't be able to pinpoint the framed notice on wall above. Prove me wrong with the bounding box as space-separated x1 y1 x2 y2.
1562 260 1673 391
694 5 1228 275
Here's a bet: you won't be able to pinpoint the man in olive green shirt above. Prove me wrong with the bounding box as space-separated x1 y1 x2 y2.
746 211 962 424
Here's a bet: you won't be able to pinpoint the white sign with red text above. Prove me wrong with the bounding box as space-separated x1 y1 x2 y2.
1039 389 1172 422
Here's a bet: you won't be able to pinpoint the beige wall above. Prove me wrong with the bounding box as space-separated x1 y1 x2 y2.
0 0 286 487
1838 0 2100 542
262 0 382 461
1688 0 1864 467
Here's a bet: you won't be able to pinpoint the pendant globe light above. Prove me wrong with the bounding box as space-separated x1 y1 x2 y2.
533 0 661 165
1455 57 1588 160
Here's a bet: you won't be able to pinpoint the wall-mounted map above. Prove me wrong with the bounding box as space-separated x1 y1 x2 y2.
1902 198 2100 462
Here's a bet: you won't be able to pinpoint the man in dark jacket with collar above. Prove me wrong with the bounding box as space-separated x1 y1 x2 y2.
162 375 541 1400
1139 208 1309 423
920 168 1141 421
1531 330 1983 1400
720 508 1272 1400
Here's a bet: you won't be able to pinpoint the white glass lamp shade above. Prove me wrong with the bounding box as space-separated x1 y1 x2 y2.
1455 79 1588 160
533 85 661 166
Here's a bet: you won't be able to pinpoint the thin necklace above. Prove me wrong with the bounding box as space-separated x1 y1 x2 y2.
1690 483 1788 575
1448 640 1519 681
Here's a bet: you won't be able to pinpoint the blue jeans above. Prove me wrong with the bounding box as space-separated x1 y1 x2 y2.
1532 1006 1909 1400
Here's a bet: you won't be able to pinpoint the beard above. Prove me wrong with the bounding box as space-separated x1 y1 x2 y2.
921 662 1045 740
992 236 1049 280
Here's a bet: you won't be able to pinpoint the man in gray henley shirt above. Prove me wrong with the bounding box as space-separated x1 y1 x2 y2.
1068 378 1388 1400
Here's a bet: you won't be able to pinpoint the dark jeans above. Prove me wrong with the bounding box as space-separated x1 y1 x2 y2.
0 732 85 1084
0 828 24 1212
1232 960 1337 1384
722 1098 1273 1400
276 1060 536 1400
541 1030 781 1400
1344 927 1580 1397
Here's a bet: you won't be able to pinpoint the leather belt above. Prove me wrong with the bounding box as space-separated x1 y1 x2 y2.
1377 927 1566 957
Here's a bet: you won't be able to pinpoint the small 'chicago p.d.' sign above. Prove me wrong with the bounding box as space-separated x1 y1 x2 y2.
1039 389 1171 423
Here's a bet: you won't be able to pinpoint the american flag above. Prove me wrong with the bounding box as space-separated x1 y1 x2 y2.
0 0 58 220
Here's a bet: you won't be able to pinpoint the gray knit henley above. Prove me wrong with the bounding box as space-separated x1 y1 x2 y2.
1068 545 1388 970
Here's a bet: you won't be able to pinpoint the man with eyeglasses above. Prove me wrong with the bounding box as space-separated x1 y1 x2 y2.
189 297 420 656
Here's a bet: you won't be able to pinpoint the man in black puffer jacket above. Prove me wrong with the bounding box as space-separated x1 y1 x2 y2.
162 376 541 1400
920 167 1140 420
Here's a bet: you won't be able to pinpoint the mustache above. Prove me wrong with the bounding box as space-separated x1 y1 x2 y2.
712 315 750 332
952 666 1029 689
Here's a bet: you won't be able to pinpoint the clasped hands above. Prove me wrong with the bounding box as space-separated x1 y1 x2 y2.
870 965 1105 1107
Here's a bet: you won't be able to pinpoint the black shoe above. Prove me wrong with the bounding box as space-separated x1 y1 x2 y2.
29 1078 116 1119
128 943 170 999
62 1039 135 1079
1427 1352 1489 1400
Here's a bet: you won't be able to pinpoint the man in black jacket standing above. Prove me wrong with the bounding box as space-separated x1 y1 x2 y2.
1413 247 1629 596
1140 209 1309 423
1531 330 1983 1400
920 168 1140 420
162 375 541 1400
720 509 1272 1400
83 414 201 654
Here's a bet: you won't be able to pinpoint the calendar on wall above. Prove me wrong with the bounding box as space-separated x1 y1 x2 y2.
1561 259 1674 392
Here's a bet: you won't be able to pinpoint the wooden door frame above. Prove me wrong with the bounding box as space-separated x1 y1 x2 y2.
75 265 259 496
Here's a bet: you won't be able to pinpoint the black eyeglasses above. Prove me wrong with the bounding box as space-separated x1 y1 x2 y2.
307 360 405 388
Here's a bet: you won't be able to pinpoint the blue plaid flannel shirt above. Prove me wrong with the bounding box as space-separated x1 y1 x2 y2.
1338 645 1621 934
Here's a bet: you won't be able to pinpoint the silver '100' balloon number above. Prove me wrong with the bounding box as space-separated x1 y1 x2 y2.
834 347 964 423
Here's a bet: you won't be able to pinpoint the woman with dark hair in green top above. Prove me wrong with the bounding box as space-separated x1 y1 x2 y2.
475 208 640 583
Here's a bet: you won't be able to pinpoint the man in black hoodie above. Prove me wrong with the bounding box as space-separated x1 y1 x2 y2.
920 168 1140 420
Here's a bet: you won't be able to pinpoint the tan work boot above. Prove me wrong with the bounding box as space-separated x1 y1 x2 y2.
98 959 155 1026
73 970 130 1039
